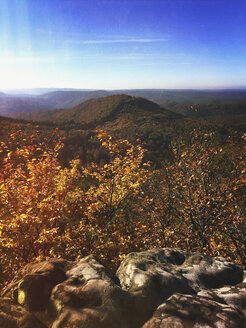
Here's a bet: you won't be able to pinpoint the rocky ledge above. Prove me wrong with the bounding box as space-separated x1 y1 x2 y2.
0 248 245 328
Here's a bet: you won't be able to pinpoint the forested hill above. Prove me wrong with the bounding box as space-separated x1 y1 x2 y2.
18 94 181 124
0 96 245 287
2 89 246 128
165 102 246 127
0 95 207 166
0 95 243 167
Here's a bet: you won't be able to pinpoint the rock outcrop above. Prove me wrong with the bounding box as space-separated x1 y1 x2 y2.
0 248 245 327
142 293 245 328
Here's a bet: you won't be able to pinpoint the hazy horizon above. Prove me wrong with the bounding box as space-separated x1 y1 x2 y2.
1 86 246 95
1 0 246 89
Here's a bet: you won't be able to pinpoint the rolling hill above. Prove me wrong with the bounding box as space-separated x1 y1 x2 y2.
2 89 246 128
0 90 111 117
11 94 217 164
21 94 179 123
0 94 243 166
39 90 110 109
121 89 246 106
166 102 246 127
0 96 52 117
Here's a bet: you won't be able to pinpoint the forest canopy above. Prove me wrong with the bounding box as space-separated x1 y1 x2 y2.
0 127 245 289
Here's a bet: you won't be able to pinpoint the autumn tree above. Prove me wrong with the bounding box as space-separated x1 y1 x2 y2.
0 126 244 290
145 130 246 266
61 130 152 268
0 129 84 285
0 129 151 285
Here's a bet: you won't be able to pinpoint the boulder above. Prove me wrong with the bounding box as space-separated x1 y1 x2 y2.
51 255 141 328
116 248 243 321
1 258 72 326
117 248 243 292
2 258 71 308
0 249 244 328
142 293 246 328
198 280 246 315
181 253 244 289
0 297 47 328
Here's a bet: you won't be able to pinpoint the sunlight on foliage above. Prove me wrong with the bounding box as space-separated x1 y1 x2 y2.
0 128 245 289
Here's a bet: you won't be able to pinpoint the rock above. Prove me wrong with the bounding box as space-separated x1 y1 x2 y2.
117 247 243 293
181 253 244 289
142 293 246 328
0 297 47 328
0 249 245 328
198 281 246 315
3 258 70 312
1 258 72 326
51 255 141 328
117 248 185 291
116 248 243 323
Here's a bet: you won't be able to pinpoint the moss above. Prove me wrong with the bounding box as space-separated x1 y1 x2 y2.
184 253 205 265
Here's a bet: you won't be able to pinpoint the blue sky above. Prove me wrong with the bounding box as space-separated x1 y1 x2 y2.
0 0 246 89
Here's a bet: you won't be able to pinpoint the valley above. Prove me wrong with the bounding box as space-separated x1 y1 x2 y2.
1 93 236 166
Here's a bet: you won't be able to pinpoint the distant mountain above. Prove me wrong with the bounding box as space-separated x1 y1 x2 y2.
0 90 111 117
1 88 246 130
2 89 246 124
17 94 180 123
39 90 110 108
166 102 246 127
0 88 92 96
30 88 246 110
119 89 246 106
15 94 208 164
0 95 242 166
0 97 52 117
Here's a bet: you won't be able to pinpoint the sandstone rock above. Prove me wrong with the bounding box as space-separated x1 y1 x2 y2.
8 258 70 313
0 297 47 328
117 248 243 294
117 249 194 293
181 254 244 290
51 255 141 328
142 293 246 328
0 249 244 328
116 248 243 322
1 258 72 326
198 281 246 315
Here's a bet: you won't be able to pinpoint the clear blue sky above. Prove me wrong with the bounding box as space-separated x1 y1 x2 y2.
0 0 246 89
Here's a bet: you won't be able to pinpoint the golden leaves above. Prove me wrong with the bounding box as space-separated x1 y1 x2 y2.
0 127 245 289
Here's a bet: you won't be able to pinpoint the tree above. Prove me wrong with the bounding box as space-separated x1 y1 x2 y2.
145 130 246 266
0 129 83 284
0 129 151 285
61 130 151 269
0 126 244 290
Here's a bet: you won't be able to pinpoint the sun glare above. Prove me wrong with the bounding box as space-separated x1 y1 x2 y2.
0 0 35 88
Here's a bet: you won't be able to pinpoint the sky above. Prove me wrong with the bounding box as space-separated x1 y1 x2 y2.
0 0 246 90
